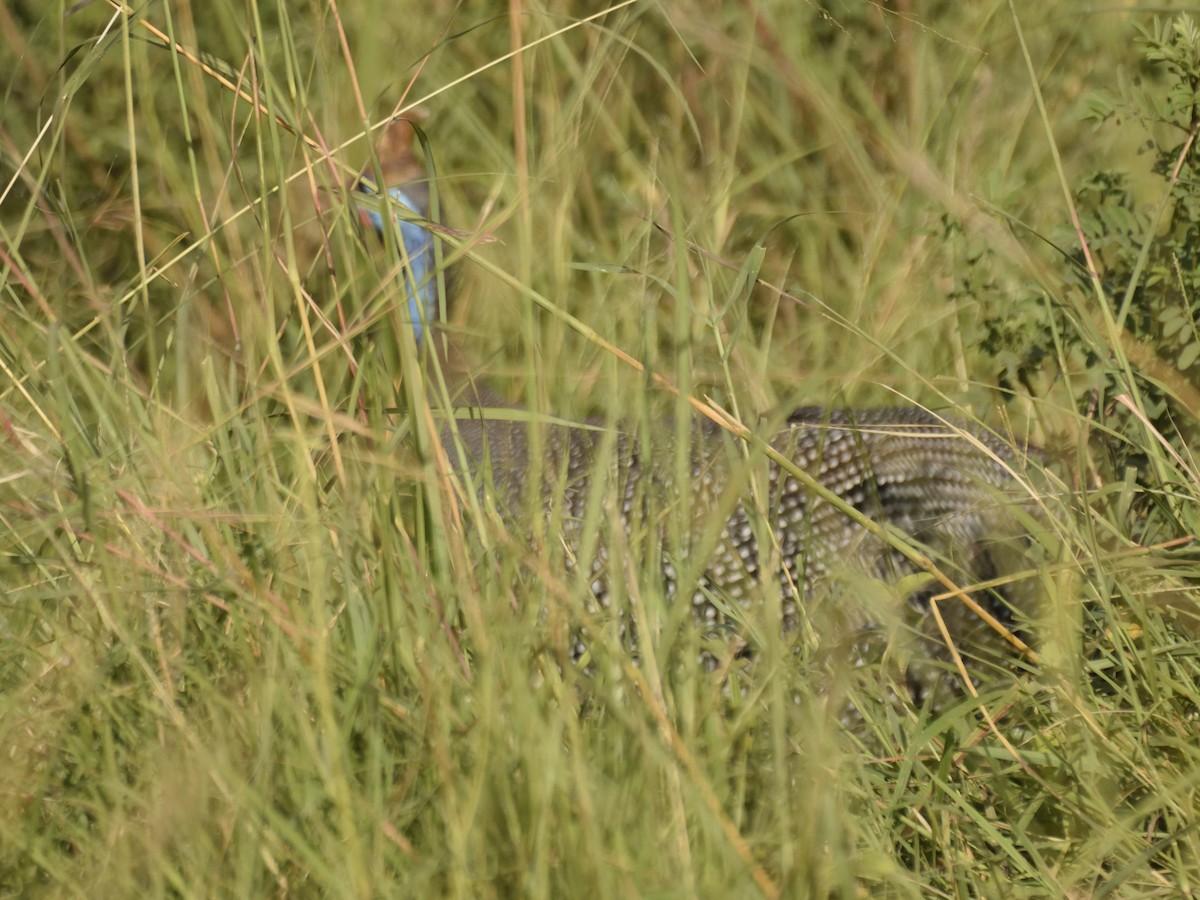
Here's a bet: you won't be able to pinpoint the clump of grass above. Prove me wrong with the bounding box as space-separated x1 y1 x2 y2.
2 2 1199 897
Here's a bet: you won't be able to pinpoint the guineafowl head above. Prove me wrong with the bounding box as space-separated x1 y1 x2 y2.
354 120 440 345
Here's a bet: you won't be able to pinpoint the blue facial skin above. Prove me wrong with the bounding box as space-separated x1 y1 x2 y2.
360 186 435 345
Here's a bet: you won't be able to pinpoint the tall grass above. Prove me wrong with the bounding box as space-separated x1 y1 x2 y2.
2 1 1199 896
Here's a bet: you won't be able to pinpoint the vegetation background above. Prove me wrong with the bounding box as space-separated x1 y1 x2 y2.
2 0 1199 896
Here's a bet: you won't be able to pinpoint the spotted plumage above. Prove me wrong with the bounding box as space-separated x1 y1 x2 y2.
360 120 1039 705
445 405 1034 681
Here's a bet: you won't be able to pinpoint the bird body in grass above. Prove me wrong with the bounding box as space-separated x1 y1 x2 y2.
358 120 1040 707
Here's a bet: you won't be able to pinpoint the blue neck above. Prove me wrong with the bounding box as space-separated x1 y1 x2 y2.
360 185 436 345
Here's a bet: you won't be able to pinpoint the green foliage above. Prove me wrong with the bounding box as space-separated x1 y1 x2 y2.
1084 15 1200 371
979 14 1200 450
2 2 1200 897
